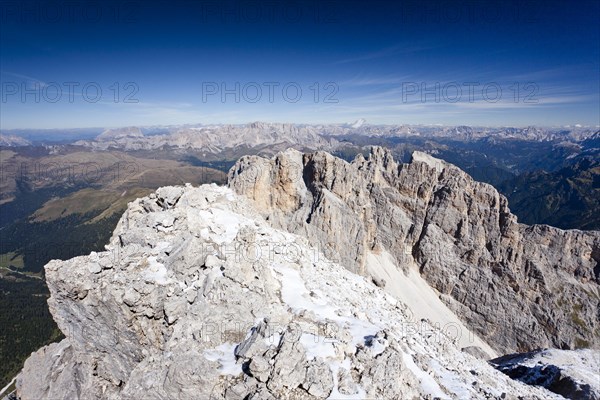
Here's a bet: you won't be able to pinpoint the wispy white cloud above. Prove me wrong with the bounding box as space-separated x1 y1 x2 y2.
501 64 600 82
0 70 48 88
333 43 434 65
338 74 416 87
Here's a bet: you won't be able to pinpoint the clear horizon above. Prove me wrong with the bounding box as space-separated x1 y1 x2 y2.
1 121 600 133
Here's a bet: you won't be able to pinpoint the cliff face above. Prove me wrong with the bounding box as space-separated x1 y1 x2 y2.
16 184 565 400
228 147 600 354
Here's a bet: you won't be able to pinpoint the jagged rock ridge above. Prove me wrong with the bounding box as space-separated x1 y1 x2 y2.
16 185 569 399
228 147 600 354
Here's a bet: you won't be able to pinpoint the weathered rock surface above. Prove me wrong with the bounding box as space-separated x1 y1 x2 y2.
16 184 563 399
228 147 600 354
491 349 600 399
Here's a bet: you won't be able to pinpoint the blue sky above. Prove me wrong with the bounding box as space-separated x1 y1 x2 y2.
1 0 599 129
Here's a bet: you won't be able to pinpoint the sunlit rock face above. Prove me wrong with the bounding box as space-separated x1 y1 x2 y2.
229 147 600 354
17 183 569 399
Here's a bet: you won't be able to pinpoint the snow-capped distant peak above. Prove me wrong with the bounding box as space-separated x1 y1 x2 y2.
351 118 366 129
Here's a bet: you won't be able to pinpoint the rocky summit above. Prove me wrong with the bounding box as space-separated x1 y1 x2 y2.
15 149 600 399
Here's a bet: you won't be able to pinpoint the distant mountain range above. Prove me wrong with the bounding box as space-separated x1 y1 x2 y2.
501 158 600 230
0 134 31 147
74 123 599 151
3 122 598 147
1 122 599 231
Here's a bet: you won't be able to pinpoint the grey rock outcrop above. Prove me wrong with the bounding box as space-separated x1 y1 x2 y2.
228 147 600 353
490 349 600 399
16 184 562 399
